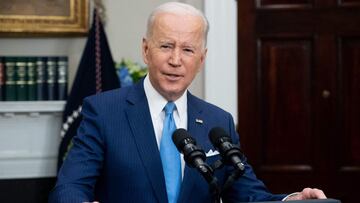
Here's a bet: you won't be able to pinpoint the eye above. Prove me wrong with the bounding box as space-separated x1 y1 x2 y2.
160 44 172 50
183 48 194 53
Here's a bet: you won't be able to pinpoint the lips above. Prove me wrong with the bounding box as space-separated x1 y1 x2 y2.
163 72 182 81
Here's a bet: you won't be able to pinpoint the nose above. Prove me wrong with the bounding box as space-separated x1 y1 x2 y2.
169 48 181 67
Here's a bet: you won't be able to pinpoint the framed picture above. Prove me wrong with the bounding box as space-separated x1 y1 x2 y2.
0 0 89 37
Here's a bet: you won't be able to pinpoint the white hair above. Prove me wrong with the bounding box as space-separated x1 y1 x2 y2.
146 2 209 46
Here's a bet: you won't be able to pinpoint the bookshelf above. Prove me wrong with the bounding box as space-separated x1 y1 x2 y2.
0 101 65 179
0 55 68 178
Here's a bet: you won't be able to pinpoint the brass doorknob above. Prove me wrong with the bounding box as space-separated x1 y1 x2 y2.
322 90 330 99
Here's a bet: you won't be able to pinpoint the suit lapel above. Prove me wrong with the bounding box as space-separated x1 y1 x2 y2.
178 92 208 203
125 81 168 203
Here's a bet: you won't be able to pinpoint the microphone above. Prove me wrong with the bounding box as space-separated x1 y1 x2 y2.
208 127 245 171
172 128 214 183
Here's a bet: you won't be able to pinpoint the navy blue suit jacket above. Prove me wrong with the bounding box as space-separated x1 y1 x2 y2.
49 80 285 203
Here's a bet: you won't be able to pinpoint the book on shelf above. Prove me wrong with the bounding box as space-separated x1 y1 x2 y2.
57 56 68 100
0 57 4 101
5 57 17 101
15 57 28 101
27 57 36 101
46 57 57 100
35 57 47 101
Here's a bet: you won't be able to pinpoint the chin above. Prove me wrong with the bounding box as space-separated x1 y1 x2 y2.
162 89 185 100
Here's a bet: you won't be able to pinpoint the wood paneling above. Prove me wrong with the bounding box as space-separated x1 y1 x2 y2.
0 178 55 203
260 40 312 167
256 0 312 8
238 1 360 202
340 39 360 168
339 0 360 6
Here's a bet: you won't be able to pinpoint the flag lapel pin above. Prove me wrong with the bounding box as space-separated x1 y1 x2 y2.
195 118 203 124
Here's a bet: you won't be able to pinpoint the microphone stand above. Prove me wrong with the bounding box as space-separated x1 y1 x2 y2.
195 162 221 203
209 178 221 203
192 157 245 203
210 160 245 201
222 165 245 193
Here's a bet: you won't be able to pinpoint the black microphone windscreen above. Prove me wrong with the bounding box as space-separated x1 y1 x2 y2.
172 128 190 150
209 127 231 146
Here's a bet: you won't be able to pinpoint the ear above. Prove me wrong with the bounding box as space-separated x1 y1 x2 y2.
201 48 208 63
142 38 149 64
198 48 208 72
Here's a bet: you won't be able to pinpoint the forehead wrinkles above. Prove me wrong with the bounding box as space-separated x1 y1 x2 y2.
150 13 204 47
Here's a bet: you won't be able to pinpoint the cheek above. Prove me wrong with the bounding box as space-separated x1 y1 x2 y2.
188 69 199 82
185 58 202 75
150 52 169 67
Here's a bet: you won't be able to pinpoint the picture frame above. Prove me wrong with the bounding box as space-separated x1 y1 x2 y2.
0 0 89 37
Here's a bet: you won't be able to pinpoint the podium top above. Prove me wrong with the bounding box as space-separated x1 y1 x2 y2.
239 199 341 203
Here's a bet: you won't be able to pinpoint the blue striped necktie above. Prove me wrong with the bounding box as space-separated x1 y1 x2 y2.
160 102 181 203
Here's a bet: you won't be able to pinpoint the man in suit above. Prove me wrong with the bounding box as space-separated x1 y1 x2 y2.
49 2 326 202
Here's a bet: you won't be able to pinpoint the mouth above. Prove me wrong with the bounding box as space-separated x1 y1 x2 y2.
163 72 182 81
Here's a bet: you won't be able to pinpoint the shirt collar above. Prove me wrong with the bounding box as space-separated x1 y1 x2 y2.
143 75 187 121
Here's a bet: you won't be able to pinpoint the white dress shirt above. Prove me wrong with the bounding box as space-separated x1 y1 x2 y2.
143 75 187 178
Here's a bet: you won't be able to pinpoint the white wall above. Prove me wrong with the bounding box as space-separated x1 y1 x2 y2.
204 0 238 123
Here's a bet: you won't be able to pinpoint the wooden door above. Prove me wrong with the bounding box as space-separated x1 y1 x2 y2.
237 1 360 203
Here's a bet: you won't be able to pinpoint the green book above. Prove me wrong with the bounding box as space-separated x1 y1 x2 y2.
36 57 46 100
5 57 17 101
27 57 36 101
0 57 4 101
57 56 68 100
46 57 57 100
15 57 28 101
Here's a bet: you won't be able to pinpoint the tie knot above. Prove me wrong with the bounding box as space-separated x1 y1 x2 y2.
164 102 176 115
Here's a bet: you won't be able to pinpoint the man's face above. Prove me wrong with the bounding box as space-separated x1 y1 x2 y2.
142 12 207 101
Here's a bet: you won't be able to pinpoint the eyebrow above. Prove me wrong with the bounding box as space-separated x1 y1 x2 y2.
156 39 200 51
158 39 174 44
